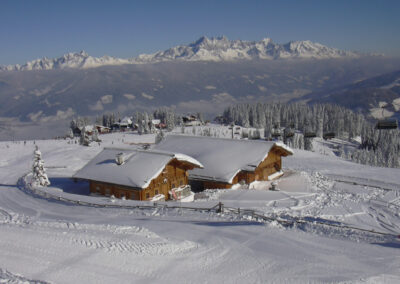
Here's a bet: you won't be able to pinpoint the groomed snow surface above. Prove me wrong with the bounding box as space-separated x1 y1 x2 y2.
0 131 399 283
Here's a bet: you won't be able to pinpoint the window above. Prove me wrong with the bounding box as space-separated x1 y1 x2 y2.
95 186 101 193
172 184 175 188
146 192 150 199
105 188 111 196
179 180 183 186
155 189 159 195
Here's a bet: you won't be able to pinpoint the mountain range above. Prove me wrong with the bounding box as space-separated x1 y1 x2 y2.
0 36 361 71
0 35 399 140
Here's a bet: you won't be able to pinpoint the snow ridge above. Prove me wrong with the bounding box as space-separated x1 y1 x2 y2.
136 36 359 63
0 50 132 71
1 36 361 71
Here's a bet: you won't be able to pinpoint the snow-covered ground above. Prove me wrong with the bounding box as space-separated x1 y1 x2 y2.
0 131 399 283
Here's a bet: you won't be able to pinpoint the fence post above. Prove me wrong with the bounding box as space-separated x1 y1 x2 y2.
217 202 224 213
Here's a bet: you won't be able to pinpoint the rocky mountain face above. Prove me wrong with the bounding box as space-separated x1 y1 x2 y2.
135 36 359 63
0 36 361 71
0 51 132 71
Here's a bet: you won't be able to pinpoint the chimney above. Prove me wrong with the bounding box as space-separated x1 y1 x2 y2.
115 152 125 165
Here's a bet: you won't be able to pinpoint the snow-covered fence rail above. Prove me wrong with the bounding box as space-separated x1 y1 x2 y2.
18 173 224 212
327 174 399 192
223 206 400 238
18 173 399 239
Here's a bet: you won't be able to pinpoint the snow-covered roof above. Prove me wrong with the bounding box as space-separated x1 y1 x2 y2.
120 117 133 125
95 124 110 129
73 148 202 189
78 125 94 132
154 135 293 184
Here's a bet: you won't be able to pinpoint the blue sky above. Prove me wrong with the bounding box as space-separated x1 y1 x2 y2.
0 0 399 65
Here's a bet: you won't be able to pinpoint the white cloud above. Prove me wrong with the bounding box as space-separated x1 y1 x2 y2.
89 100 104 111
28 111 43 122
40 108 75 122
100 95 113 104
123 94 136 100
27 108 75 122
30 86 52 97
89 94 113 111
141 92 154 100
212 92 236 104
204 85 217 90
258 85 267 92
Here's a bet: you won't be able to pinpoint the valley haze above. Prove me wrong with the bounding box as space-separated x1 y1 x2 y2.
1 36 400 140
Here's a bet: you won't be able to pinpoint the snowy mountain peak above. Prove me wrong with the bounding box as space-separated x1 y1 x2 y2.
136 36 360 63
0 36 363 71
0 50 131 71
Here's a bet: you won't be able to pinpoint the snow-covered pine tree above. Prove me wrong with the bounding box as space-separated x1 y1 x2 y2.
67 128 74 139
32 146 50 187
137 113 144 135
180 119 185 134
166 111 175 131
80 126 90 146
197 112 204 123
155 130 165 144
143 112 150 134
92 128 100 142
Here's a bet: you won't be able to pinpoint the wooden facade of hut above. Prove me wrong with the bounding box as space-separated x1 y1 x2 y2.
154 135 293 190
73 148 202 200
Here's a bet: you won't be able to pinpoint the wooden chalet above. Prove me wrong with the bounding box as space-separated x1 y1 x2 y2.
95 125 110 134
154 135 293 190
73 148 203 200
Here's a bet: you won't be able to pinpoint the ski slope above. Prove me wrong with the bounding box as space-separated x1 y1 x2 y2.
0 132 399 283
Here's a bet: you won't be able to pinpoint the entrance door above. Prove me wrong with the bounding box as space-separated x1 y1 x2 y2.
161 183 169 200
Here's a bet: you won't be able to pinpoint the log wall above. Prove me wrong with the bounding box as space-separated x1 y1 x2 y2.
206 148 283 189
89 159 191 201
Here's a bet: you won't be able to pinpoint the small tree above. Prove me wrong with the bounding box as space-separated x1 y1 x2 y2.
80 126 90 146
32 146 50 187
143 112 150 134
92 128 100 142
155 129 165 144
67 128 74 139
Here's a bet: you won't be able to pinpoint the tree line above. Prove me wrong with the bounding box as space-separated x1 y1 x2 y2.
222 102 400 168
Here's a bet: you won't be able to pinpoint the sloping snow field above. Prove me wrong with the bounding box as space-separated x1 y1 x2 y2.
0 132 399 283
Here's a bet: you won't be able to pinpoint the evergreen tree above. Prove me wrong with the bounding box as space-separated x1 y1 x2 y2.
80 126 90 146
155 130 165 144
92 128 100 142
32 146 50 187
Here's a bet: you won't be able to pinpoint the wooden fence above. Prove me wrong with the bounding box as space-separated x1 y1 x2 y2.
18 174 400 240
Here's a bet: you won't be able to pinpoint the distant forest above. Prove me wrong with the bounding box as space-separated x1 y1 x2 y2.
70 103 400 169
221 103 400 168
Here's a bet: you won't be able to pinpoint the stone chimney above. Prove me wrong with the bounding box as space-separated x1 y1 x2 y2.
115 152 125 165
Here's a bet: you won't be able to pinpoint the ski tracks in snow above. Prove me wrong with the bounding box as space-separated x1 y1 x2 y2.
262 171 400 236
0 267 50 284
0 206 198 257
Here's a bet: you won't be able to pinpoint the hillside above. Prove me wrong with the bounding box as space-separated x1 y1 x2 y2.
303 70 400 119
1 57 400 125
0 131 399 283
